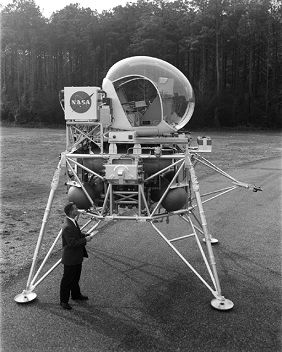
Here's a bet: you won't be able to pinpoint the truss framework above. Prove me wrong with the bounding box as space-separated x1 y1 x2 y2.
14 124 261 310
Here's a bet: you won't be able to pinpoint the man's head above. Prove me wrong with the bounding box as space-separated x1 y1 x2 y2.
64 202 78 218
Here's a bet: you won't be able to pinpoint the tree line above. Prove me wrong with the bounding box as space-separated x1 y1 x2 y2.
1 0 282 128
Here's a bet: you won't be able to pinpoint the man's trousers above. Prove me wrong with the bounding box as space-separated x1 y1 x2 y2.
60 263 82 303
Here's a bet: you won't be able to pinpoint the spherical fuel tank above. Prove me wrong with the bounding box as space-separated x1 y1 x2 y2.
68 182 100 209
161 188 187 212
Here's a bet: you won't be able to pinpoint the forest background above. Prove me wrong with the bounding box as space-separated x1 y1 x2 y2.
1 0 282 129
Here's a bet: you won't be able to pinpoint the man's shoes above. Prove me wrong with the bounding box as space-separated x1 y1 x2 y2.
60 302 72 310
72 295 88 301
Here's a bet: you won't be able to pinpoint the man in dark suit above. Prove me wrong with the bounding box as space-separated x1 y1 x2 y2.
60 202 95 310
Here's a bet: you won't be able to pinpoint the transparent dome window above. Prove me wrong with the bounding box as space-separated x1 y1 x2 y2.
105 56 195 130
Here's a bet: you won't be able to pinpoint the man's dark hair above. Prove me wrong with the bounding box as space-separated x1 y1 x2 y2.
64 202 75 216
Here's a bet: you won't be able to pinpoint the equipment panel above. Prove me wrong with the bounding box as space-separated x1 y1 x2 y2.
64 87 101 121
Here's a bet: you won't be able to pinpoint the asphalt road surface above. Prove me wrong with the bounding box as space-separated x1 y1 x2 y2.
1 157 281 352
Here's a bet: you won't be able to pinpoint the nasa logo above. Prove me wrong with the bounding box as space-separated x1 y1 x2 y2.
70 91 92 113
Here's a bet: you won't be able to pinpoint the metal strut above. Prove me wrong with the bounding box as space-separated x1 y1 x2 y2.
14 153 67 303
182 148 233 309
14 147 235 309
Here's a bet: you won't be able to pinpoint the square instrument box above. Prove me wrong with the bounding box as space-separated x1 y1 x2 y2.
197 136 212 152
64 87 100 120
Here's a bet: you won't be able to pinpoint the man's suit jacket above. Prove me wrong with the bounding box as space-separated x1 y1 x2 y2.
61 218 88 266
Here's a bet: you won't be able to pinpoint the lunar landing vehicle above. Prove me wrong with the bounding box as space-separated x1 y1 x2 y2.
15 56 261 309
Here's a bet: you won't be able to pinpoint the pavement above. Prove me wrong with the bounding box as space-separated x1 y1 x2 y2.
1 157 281 352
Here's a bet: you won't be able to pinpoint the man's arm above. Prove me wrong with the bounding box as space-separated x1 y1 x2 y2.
63 226 87 247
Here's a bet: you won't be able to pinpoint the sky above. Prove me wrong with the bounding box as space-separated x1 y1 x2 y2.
0 0 138 17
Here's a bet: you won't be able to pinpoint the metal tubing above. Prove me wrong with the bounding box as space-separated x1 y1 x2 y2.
181 214 217 290
196 194 221 292
25 188 56 290
66 157 104 180
25 156 65 291
66 153 185 160
194 155 238 182
151 160 185 216
201 187 237 204
139 185 151 216
144 158 183 182
151 222 216 295
31 229 62 286
79 218 94 231
201 186 238 198
66 153 107 159
32 259 62 290
169 233 195 242
86 221 101 234
186 150 222 296
67 121 102 126
109 184 114 215
101 184 111 214
138 185 142 216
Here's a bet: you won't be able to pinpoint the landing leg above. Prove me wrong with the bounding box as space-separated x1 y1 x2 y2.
15 154 66 303
186 149 234 310
151 217 234 311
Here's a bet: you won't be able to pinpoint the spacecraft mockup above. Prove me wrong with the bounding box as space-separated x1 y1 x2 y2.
15 56 261 309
